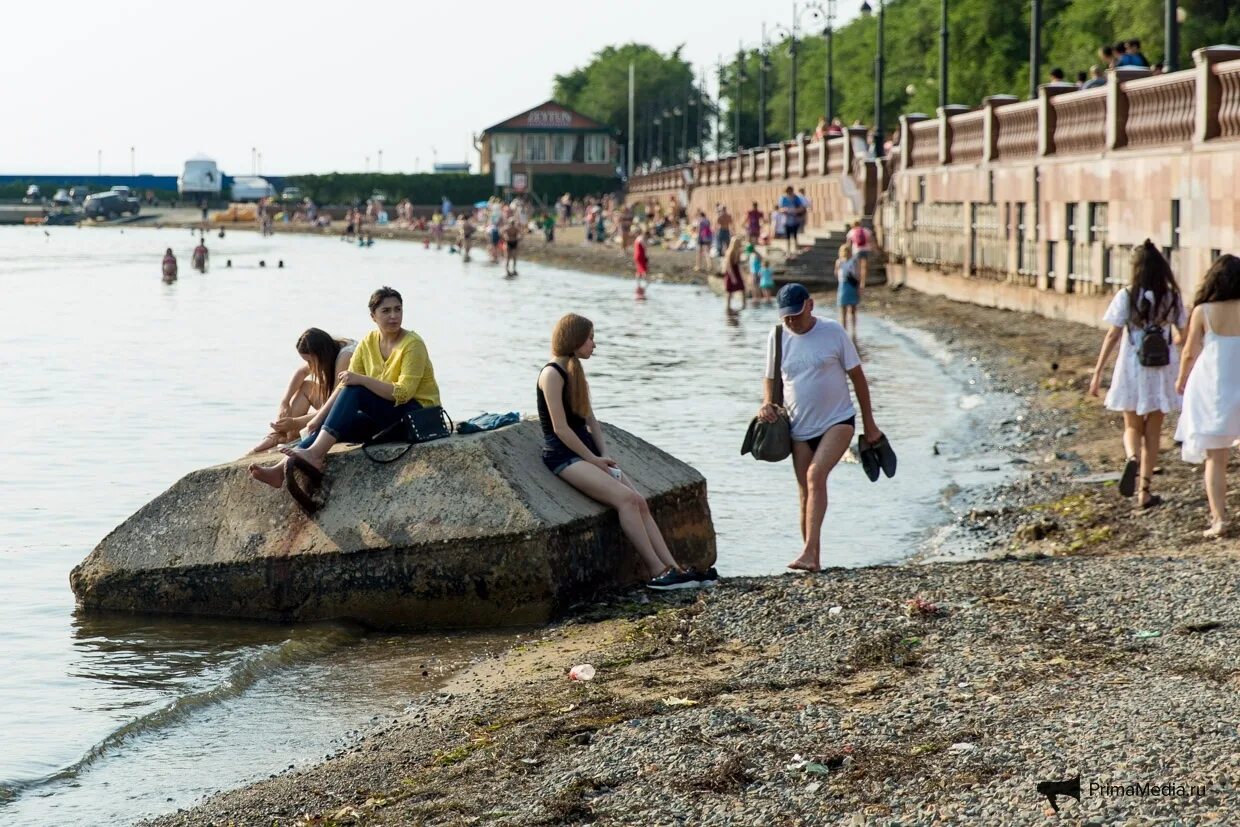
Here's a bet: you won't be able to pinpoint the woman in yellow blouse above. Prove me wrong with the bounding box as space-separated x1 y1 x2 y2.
249 286 439 490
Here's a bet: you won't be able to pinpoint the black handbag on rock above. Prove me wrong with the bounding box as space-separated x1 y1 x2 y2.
741 325 792 462
362 406 453 464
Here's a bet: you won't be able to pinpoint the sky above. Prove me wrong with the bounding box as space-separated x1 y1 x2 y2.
5 0 861 177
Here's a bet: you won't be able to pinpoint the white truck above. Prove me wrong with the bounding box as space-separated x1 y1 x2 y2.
178 155 222 198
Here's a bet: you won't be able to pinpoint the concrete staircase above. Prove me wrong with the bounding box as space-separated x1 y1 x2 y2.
770 222 886 288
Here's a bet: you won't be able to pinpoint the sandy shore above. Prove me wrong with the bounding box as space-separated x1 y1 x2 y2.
140 224 1239 826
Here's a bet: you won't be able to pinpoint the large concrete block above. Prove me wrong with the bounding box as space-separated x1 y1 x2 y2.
70 420 716 629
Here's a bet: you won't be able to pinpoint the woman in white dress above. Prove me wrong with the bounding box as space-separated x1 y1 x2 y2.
1089 242 1187 509
1175 254 1240 538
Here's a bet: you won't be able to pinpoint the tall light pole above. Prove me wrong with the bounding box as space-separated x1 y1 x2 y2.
759 25 770 146
627 61 635 175
939 0 949 107
654 109 664 163
130 146 135 176
1029 0 1042 99
1164 0 1180 72
860 0 886 157
378 148 383 173
811 1 838 123
734 46 745 153
770 19 798 140
694 74 705 161
715 57 725 158
775 2 834 140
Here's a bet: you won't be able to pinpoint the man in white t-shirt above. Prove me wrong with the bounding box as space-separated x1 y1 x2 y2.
757 283 884 572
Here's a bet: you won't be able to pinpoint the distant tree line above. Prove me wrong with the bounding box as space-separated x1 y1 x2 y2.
553 1 1240 160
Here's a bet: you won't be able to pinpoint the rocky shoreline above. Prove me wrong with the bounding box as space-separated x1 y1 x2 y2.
140 229 1238 826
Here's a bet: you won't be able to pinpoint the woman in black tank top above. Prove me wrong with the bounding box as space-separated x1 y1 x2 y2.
536 314 707 591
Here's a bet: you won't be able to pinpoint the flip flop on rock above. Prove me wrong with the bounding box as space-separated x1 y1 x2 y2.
286 455 326 515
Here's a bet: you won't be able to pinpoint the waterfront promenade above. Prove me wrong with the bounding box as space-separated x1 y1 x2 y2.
627 45 1240 328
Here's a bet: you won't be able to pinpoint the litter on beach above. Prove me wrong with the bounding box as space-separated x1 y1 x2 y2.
661 696 698 707
568 664 596 681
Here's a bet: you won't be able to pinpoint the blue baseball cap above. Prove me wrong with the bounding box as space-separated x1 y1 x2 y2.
777 283 811 317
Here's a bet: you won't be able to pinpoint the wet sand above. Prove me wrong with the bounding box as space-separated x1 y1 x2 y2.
141 226 1240 826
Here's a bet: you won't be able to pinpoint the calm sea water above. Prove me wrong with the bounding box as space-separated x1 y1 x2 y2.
0 225 1013 825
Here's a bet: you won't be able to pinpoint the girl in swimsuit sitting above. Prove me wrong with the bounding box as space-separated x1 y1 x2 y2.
250 328 356 454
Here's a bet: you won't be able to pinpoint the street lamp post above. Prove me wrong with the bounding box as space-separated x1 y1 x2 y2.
1029 0 1042 100
758 24 769 147
816 1 838 123
734 47 745 153
654 110 664 164
666 107 677 164
1164 0 1180 72
860 0 886 157
715 57 725 158
939 0 949 108
684 86 694 163
769 20 797 140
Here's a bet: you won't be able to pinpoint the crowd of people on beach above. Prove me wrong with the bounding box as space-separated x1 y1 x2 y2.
236 249 901 586
163 175 1240 562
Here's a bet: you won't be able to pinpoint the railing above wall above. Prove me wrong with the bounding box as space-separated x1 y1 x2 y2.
627 44 1240 192
626 128 873 194
893 44 1240 171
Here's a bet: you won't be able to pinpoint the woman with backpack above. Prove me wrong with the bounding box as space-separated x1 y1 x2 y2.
1089 241 1188 509
1175 254 1240 538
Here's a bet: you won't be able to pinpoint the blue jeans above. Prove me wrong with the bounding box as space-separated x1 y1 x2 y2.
298 385 422 447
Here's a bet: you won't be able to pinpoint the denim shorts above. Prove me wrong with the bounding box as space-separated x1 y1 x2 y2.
543 428 598 475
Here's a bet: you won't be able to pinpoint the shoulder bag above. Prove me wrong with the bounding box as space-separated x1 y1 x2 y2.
741 326 793 462
362 406 454 464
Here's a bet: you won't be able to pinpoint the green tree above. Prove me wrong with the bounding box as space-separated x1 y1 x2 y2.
716 0 1240 149
553 44 712 170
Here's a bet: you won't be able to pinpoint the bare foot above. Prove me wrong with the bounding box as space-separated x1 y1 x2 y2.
249 461 285 488
249 433 283 455
284 447 325 473
787 556 821 573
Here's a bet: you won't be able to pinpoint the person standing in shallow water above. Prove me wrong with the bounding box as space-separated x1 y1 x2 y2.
161 248 177 282
192 238 209 272
537 313 716 591
756 284 885 572
1175 254 1240 539
249 286 439 490
1089 241 1186 510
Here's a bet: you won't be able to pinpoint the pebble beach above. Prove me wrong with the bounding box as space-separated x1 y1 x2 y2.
132 224 1239 826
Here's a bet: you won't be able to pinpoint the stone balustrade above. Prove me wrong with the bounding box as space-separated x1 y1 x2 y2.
628 134 854 195
628 45 1240 196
